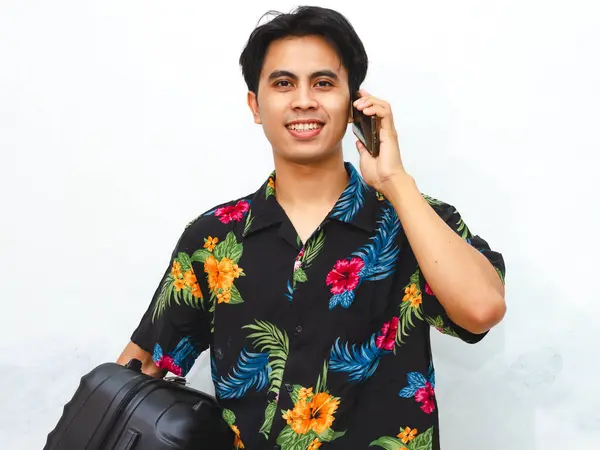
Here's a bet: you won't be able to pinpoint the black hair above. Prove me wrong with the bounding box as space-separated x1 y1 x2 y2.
239 6 368 97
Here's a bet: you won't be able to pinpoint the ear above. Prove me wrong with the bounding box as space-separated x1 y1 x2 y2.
247 91 262 124
347 100 354 124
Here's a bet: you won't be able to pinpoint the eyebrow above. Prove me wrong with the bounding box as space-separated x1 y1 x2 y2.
267 69 339 81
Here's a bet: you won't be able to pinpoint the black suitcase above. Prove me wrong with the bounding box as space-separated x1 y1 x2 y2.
43 360 234 450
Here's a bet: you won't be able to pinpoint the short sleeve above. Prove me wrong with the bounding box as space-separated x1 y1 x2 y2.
420 197 506 344
131 224 211 377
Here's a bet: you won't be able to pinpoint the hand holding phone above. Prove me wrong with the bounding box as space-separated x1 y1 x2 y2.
351 91 381 157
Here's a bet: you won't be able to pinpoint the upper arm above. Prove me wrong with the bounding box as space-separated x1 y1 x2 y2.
420 196 506 343
127 221 213 377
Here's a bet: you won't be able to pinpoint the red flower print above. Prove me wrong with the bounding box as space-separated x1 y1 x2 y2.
375 317 399 351
157 355 183 376
415 382 436 414
214 200 250 224
424 282 434 296
326 257 364 294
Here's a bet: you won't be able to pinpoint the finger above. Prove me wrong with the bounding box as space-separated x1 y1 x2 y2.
355 139 370 157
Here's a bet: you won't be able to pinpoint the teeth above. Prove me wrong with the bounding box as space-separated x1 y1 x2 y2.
287 123 321 131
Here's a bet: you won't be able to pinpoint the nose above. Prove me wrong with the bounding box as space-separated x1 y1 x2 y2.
290 85 318 110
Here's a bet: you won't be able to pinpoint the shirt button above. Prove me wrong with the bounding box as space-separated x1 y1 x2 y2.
273 446 281 450
285 383 293 392
214 348 224 360
295 325 303 334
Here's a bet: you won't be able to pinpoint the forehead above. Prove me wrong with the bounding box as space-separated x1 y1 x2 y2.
260 35 348 80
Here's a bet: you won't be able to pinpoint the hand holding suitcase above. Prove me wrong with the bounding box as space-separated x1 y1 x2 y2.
43 359 234 450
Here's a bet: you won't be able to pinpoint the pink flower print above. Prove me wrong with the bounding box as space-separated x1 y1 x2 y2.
415 382 436 414
375 317 399 351
326 257 364 294
424 282 434 296
214 200 250 224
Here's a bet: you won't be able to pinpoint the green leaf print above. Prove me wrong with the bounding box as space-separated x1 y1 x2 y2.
191 248 211 263
395 269 424 347
319 428 346 442
228 284 244 305
302 229 325 267
243 209 254 236
425 315 459 338
315 361 328 394
259 400 278 438
496 267 505 285
152 253 203 322
214 232 243 263
422 194 444 207
370 436 406 449
455 216 471 239
293 268 307 283
370 426 433 450
222 409 236 426
243 320 290 439
409 427 433 450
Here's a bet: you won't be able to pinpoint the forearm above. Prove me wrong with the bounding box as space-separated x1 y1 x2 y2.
117 341 166 378
383 173 505 334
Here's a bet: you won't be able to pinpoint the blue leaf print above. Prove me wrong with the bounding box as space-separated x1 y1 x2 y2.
285 280 294 302
328 290 356 310
152 336 200 376
398 367 435 398
329 334 386 382
214 348 270 399
329 165 368 223
210 355 218 386
427 361 436 388
354 204 401 281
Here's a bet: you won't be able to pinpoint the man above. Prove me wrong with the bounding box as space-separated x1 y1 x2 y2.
117 6 506 450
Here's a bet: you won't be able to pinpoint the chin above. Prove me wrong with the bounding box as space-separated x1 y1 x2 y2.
275 146 339 165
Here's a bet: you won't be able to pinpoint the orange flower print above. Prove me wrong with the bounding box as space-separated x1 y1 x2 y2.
282 392 340 436
230 425 244 449
402 283 422 308
183 270 197 287
171 260 183 279
204 236 219 252
298 387 313 401
190 282 203 299
204 256 241 292
397 427 418 444
217 290 231 304
308 438 322 450
173 278 186 291
267 177 275 190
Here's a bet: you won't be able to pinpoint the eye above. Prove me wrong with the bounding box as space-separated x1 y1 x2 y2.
316 80 334 88
274 80 292 88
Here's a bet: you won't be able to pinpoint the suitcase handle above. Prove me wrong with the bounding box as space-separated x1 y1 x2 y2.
114 428 140 450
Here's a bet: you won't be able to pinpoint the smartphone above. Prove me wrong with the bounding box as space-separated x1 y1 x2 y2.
351 92 381 157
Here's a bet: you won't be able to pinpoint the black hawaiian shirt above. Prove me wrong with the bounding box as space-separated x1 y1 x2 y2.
131 162 505 450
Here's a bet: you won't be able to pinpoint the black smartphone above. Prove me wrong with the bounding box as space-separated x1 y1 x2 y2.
351 92 381 157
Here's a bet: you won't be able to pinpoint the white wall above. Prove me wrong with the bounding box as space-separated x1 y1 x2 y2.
1 1 599 449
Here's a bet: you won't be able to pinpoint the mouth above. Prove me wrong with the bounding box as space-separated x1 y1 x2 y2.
285 121 324 140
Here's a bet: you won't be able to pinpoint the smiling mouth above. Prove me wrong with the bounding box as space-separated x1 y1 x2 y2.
286 121 324 139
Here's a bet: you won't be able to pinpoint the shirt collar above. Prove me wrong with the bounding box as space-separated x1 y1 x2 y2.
242 162 382 239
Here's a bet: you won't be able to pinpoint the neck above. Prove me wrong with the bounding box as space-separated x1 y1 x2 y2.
273 153 349 210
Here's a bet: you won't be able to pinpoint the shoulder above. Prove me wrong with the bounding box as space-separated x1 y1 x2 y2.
176 193 255 252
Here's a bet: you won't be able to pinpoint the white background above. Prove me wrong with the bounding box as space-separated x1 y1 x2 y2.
1 1 599 449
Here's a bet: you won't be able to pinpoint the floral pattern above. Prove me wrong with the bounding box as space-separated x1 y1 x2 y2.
327 204 401 309
398 362 436 414
131 162 506 450
152 336 199 376
277 363 346 449
370 425 434 450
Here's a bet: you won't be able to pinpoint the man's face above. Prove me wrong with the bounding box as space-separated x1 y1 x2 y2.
248 35 352 164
